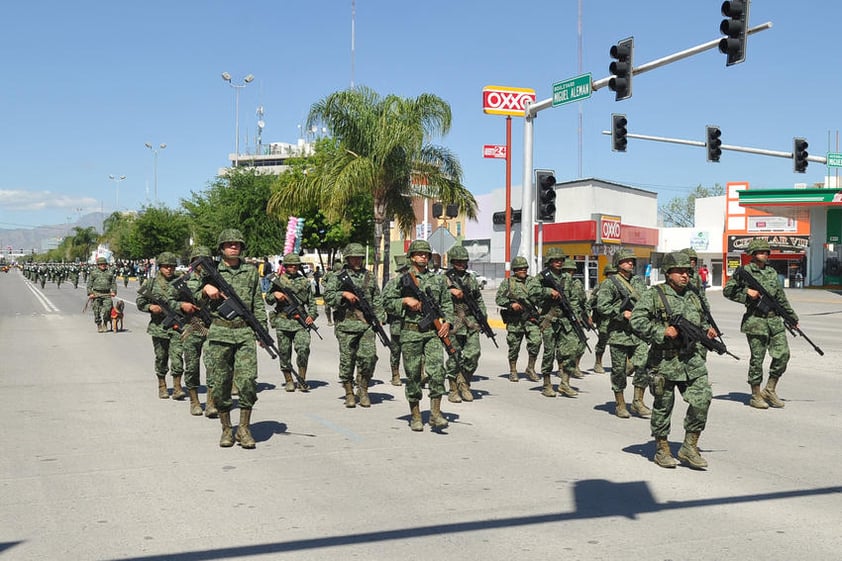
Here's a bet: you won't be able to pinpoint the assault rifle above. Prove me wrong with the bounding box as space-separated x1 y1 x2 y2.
686 283 724 346
137 283 186 333
732 267 824 356
270 276 323 340
172 274 213 329
337 270 390 348
83 291 111 313
668 313 740 361
538 269 591 353
445 270 498 347
401 271 462 367
608 275 636 313
192 256 308 388
514 298 541 325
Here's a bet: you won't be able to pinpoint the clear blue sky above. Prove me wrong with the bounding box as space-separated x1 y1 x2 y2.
1 0 838 230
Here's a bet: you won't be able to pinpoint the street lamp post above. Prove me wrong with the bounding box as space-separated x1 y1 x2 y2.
108 174 127 211
221 72 254 167
144 143 166 204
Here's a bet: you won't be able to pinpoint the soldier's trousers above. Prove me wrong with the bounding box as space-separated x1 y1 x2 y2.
505 323 542 362
402 332 446 401
594 331 609 356
182 333 207 389
205 339 258 411
746 331 790 386
336 329 377 383
445 330 481 380
608 342 648 392
151 334 184 378
540 323 578 376
92 297 113 326
650 375 712 438
276 327 312 370
389 322 402 369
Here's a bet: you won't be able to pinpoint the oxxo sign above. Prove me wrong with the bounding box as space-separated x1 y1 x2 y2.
599 215 622 244
482 85 536 117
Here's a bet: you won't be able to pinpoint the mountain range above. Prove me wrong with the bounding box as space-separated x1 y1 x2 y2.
0 213 106 253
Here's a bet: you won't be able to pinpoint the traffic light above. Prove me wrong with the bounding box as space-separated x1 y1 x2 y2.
611 114 628 152
608 37 634 101
535 170 556 223
793 137 809 173
719 0 750 66
706 126 722 162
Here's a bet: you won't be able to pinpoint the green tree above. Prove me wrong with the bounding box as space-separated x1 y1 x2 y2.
102 212 137 259
659 184 724 227
125 205 191 261
268 86 477 282
182 169 285 257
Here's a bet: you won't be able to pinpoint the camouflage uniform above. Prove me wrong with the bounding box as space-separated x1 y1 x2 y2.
196 229 267 449
495 256 541 382
382 240 456 431
443 245 485 403
526 248 581 398
265 253 318 392
382 255 410 386
589 263 617 373
136 252 185 400
631 251 713 469
723 239 796 409
324 244 385 408
596 249 651 418
86 258 117 331
562 259 589 378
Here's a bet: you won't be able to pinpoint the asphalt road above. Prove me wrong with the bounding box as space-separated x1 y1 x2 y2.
1 270 840 561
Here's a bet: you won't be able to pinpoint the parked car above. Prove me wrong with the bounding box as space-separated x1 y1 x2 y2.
468 270 488 289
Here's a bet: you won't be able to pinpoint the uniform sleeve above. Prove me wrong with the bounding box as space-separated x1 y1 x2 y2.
630 289 665 345
437 275 457 326
136 280 153 313
323 270 343 308
722 274 747 304
495 279 511 308
382 274 405 317
596 280 618 317
370 277 386 323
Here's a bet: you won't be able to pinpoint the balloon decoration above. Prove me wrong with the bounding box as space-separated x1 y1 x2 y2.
284 216 306 255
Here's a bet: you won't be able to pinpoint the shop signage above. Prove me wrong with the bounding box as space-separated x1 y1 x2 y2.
728 235 809 253
598 215 622 244
482 86 536 117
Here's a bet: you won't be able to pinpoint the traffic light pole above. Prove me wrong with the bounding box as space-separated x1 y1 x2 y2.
519 21 772 270
599 129 830 165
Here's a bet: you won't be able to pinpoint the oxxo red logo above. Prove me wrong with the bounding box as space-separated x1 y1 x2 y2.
482 86 536 117
600 216 622 244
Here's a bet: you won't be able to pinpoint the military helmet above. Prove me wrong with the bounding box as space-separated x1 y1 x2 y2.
561 258 577 270
603 263 617 275
511 256 529 270
157 252 178 266
332 261 343 272
344 243 365 258
217 228 246 249
393 254 408 269
747 238 771 254
96 256 108 265
543 247 566 265
190 245 211 259
613 249 636 266
407 239 433 256
448 245 469 261
661 251 692 272
283 253 302 266
681 247 698 260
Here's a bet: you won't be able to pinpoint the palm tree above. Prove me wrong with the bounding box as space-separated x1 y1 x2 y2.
268 86 477 283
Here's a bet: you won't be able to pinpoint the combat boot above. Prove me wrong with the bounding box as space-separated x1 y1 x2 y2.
525 355 540 382
96 322 104 333
188 388 203 416
282 370 295 392
157 377 169 399
219 411 234 448
447 378 462 403
749 384 769 409
390 365 402 386
593 353 605 374
457 373 473 402
570 357 585 379
631 386 652 418
653 437 677 468
614 391 630 418
204 387 218 418
343 381 356 408
409 401 423 432
557 372 579 397
760 377 784 408
358 375 371 408
429 397 449 429
297 366 309 392
541 374 557 397
171 375 186 400
509 360 519 382
677 432 708 469
235 408 256 449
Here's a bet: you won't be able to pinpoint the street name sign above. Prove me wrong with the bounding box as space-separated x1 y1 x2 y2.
827 152 842 167
552 73 592 107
